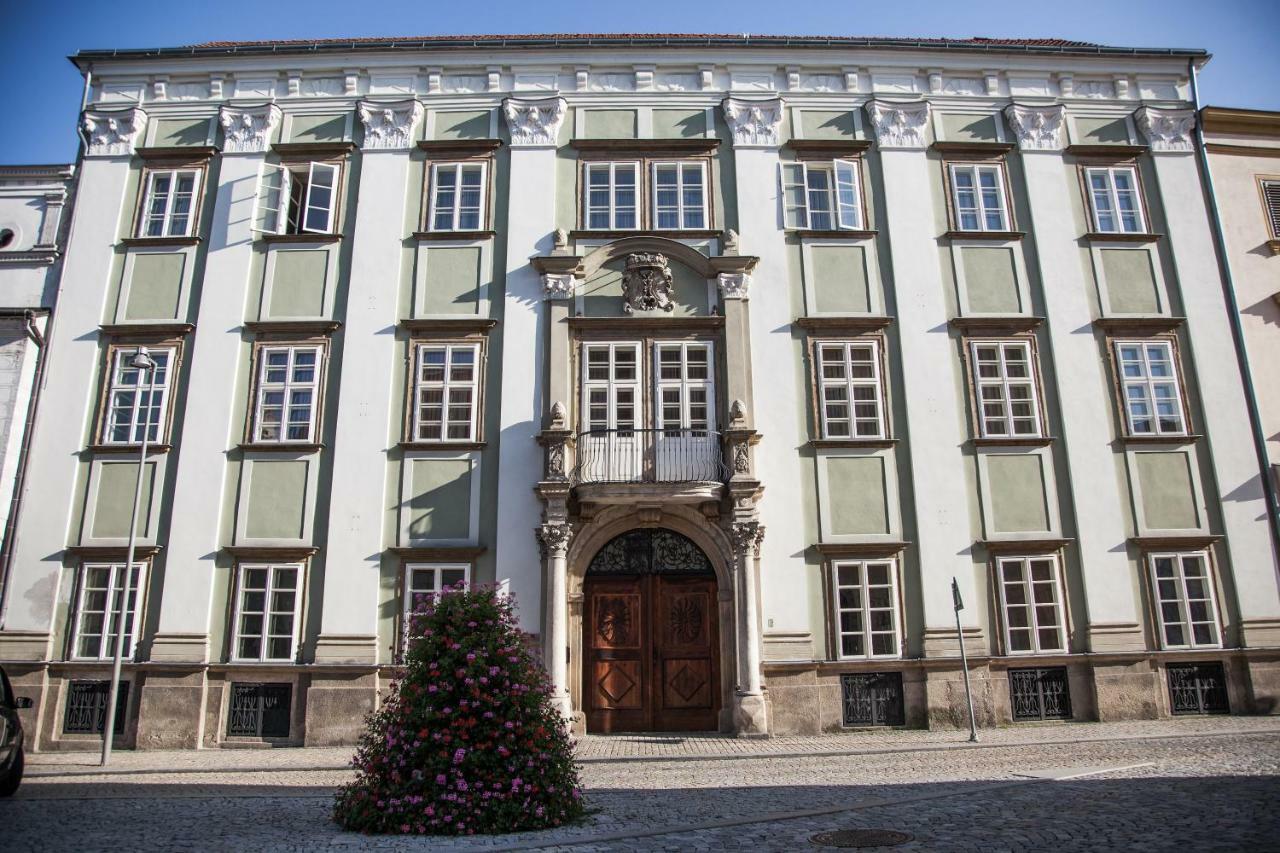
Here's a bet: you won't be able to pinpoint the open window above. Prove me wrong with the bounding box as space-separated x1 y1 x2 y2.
780 160 863 230
254 161 340 235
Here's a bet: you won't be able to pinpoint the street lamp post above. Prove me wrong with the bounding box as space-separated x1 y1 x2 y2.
100 347 157 767
952 577 979 743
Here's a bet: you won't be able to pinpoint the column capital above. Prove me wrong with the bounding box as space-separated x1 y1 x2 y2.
218 103 282 154
1135 106 1196 153
536 522 574 558
542 272 576 300
357 98 424 150
81 107 147 157
865 99 930 150
502 96 567 147
717 271 751 300
729 520 764 560
722 96 784 148
1003 103 1066 151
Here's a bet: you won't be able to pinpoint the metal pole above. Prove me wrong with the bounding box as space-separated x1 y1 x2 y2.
952 577 978 743
101 348 156 766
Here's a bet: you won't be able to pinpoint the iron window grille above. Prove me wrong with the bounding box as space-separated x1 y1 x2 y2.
63 680 129 735
832 560 901 659
137 168 201 237
840 672 905 727
71 563 145 661
949 163 1010 232
1150 552 1222 649
1009 667 1072 721
1113 340 1186 437
101 346 175 445
226 682 293 737
1085 166 1146 233
428 162 487 231
996 556 1067 654
968 340 1043 438
252 344 322 443
780 160 863 230
816 340 886 439
1167 662 1229 715
231 564 302 663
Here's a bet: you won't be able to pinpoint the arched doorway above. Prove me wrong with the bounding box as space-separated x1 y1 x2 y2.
582 528 721 733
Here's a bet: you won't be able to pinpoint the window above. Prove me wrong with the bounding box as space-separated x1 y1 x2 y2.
1262 178 1280 241
71 563 144 661
832 560 900 659
226 683 292 737
1113 340 1186 436
1085 166 1145 234
101 346 175 445
428 162 487 231
138 169 200 237
652 162 707 230
582 343 640 434
816 340 886 439
412 343 480 442
584 162 639 230
654 343 714 432
63 680 129 735
1150 552 1221 649
996 556 1066 654
252 345 323 444
232 564 301 662
949 163 1009 232
968 340 1042 438
781 160 863 230
402 563 470 651
255 161 340 235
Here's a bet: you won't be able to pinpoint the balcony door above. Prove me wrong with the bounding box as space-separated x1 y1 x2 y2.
654 342 717 481
580 343 642 482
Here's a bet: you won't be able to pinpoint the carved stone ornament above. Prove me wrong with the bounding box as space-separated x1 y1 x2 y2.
219 104 282 154
733 442 751 474
542 273 575 300
722 97 784 148
502 97 567 147
1135 106 1196 153
82 108 147 157
358 99 424 150
545 440 568 481
1003 103 1065 151
621 253 675 314
552 228 571 254
722 228 740 254
865 99 931 149
550 400 568 430
536 522 573 558
729 399 747 425
729 521 764 560
717 272 750 300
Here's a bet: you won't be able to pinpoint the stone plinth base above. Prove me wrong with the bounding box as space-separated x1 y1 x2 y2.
136 669 205 749
303 670 379 746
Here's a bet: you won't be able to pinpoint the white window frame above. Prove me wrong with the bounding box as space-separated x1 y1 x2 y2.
996 555 1067 655
949 162 1010 232
968 339 1043 438
427 161 488 232
1113 339 1186 437
252 344 323 444
412 342 480 443
780 159 863 230
1149 552 1222 650
580 342 642 433
101 345 176 446
254 161 340 235
650 161 708 231
1085 166 1146 234
230 563 303 663
138 168 201 238
831 559 901 660
70 563 145 661
815 339 886 439
583 161 641 231
653 341 716 431
401 563 471 653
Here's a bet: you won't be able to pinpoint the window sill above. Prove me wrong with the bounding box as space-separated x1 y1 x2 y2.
1118 433 1202 445
1092 315 1185 332
87 443 172 455
99 322 194 337
812 541 910 558
569 229 724 241
119 236 201 248
944 230 1025 241
258 233 343 244
1084 232 1162 243
243 319 341 335
795 315 893 332
810 438 897 449
237 443 325 454
412 230 495 241
399 441 486 451
223 544 318 560
417 138 502 156
933 141 1015 154
135 145 219 161
949 315 1044 333
271 141 356 158
970 436 1055 448
980 537 1072 553
1065 144 1149 158
785 139 872 157
792 229 877 239
1130 534 1222 550
400 317 498 334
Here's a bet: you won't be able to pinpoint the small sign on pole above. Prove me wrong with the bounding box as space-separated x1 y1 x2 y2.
952 577 979 743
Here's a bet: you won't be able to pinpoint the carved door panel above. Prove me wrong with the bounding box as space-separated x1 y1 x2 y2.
653 577 719 731
584 578 647 733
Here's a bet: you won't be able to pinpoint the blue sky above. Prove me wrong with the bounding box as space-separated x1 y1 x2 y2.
2 0 1276 164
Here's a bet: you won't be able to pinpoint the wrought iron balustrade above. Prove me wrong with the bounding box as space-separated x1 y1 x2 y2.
574 428 728 485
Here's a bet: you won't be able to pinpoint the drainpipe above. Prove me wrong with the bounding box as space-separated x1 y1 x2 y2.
1189 59 1280 567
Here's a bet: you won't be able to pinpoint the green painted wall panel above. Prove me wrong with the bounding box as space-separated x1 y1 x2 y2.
269 250 329 318
653 109 706 139
434 110 491 140
961 246 1020 313
827 456 889 536
245 460 308 540
1076 116 1132 145
584 110 637 139
941 113 1001 142
151 118 210 147
1136 452 1199 530
422 246 482 314
811 245 870 313
800 111 856 140
288 114 349 143
91 461 155 539
1101 249 1160 314
408 458 472 540
987 454 1050 533
125 253 185 320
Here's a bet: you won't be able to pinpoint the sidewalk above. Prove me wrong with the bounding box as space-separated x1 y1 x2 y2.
26 715 1280 777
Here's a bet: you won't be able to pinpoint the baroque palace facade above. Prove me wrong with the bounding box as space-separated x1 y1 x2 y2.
1 33 1278 749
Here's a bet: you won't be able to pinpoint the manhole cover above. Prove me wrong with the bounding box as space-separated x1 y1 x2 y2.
810 829 913 848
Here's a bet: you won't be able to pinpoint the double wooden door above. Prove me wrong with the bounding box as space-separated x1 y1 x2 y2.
584 574 720 733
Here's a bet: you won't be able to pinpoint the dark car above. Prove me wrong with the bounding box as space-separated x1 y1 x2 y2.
0 665 31 796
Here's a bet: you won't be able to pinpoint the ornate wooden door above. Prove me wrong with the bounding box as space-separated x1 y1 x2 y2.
652 576 719 731
585 577 648 733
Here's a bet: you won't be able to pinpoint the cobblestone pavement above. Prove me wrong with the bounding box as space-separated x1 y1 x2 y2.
6 720 1279 851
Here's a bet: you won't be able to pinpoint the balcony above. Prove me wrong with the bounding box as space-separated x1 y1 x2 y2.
572 429 728 505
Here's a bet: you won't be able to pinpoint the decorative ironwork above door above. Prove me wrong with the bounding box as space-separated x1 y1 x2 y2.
587 528 713 576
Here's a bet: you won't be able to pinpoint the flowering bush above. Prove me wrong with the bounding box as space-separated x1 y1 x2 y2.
333 584 584 835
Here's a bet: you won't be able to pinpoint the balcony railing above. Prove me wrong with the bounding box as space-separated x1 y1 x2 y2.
574 429 728 485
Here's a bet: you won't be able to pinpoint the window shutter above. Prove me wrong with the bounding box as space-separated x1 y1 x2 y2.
833 159 861 230
303 162 339 234
1263 180 1280 240
252 164 286 234
779 162 808 229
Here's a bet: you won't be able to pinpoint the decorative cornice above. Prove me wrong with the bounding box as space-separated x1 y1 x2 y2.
1135 106 1196 153
542 273 576 300
219 103 282 154
717 271 750 300
866 99 930 150
82 107 147 157
722 97 783 148
502 97 566 147
1003 103 1066 151
358 98 424 150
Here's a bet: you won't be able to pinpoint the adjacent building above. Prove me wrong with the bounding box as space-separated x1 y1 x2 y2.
1 34 1277 750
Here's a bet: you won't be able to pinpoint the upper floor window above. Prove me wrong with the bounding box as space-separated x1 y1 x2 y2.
781 160 863 230
652 162 707 230
814 340 886 439
71 563 144 661
948 163 1009 232
1113 339 1186 437
256 161 340 236
581 159 711 232
138 168 201 237
101 345 175 445
1260 178 1280 241
1150 552 1221 649
412 342 480 442
251 344 324 444
428 162 487 232
968 339 1043 438
1085 166 1146 234
584 162 639 230
401 563 470 655
231 563 301 662
996 555 1066 654
831 559 901 659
